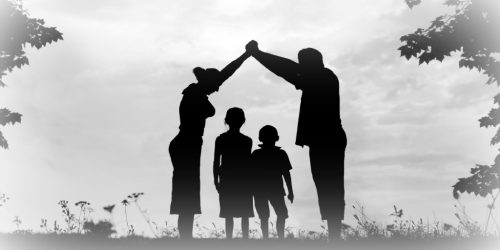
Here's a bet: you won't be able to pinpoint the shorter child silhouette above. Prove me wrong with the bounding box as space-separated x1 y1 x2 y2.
213 107 254 239
251 125 294 239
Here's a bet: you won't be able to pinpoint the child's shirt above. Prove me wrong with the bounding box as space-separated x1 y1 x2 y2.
215 131 252 174
251 145 293 197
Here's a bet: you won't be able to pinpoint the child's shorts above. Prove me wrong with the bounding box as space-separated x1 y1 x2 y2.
254 195 288 219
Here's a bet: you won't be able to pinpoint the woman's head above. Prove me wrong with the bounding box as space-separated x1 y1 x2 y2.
225 107 246 130
193 67 221 95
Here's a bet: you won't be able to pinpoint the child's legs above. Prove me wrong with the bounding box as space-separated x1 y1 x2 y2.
178 213 194 240
241 217 249 239
254 195 270 239
276 217 286 239
260 218 269 239
269 197 288 239
225 217 234 239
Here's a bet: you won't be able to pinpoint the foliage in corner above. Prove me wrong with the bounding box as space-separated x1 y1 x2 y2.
399 0 499 84
400 0 499 232
452 156 500 199
0 0 63 149
399 0 500 197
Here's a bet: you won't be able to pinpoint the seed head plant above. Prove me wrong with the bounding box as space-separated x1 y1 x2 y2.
57 200 77 233
75 201 91 233
125 192 158 238
0 193 9 207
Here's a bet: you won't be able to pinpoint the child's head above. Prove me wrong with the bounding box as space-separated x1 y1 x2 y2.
259 125 279 144
225 107 245 129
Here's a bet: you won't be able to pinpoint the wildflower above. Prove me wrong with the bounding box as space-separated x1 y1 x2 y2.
390 205 403 218
75 201 90 207
58 200 68 208
103 204 115 213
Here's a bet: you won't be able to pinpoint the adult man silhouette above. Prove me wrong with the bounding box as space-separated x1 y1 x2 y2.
245 40 347 240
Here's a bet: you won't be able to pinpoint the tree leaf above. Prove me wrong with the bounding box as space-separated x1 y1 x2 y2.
0 130 8 149
453 162 500 199
486 77 495 85
404 0 422 9
0 108 22 126
419 52 433 65
491 126 500 146
493 94 500 105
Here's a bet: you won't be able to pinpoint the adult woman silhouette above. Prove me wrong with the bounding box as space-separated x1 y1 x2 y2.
169 51 250 239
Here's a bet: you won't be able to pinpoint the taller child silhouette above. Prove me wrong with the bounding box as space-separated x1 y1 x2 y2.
245 40 347 240
213 107 254 239
169 51 250 239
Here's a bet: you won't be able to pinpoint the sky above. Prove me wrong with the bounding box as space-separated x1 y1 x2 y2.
0 0 499 236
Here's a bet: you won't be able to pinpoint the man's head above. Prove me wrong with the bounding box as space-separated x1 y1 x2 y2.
259 125 279 144
298 48 324 71
193 67 221 95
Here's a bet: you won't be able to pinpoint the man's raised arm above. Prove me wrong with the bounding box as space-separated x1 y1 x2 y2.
246 40 301 85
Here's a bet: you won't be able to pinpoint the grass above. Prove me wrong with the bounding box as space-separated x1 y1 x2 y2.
0 192 499 249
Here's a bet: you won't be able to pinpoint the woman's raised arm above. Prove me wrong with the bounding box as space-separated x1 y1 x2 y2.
217 51 251 87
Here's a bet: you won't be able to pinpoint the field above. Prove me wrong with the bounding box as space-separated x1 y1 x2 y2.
1 194 499 249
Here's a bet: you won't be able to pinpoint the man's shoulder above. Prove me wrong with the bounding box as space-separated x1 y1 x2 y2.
323 68 338 80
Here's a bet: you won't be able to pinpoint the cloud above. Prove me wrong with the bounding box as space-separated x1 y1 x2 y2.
377 102 439 126
352 152 467 168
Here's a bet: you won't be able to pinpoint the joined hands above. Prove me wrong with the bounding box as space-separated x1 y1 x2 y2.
245 40 259 55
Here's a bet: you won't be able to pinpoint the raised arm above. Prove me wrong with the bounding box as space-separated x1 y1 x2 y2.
246 40 301 85
213 138 222 192
217 51 251 87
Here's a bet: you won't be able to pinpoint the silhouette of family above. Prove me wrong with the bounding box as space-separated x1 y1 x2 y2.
169 40 347 241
